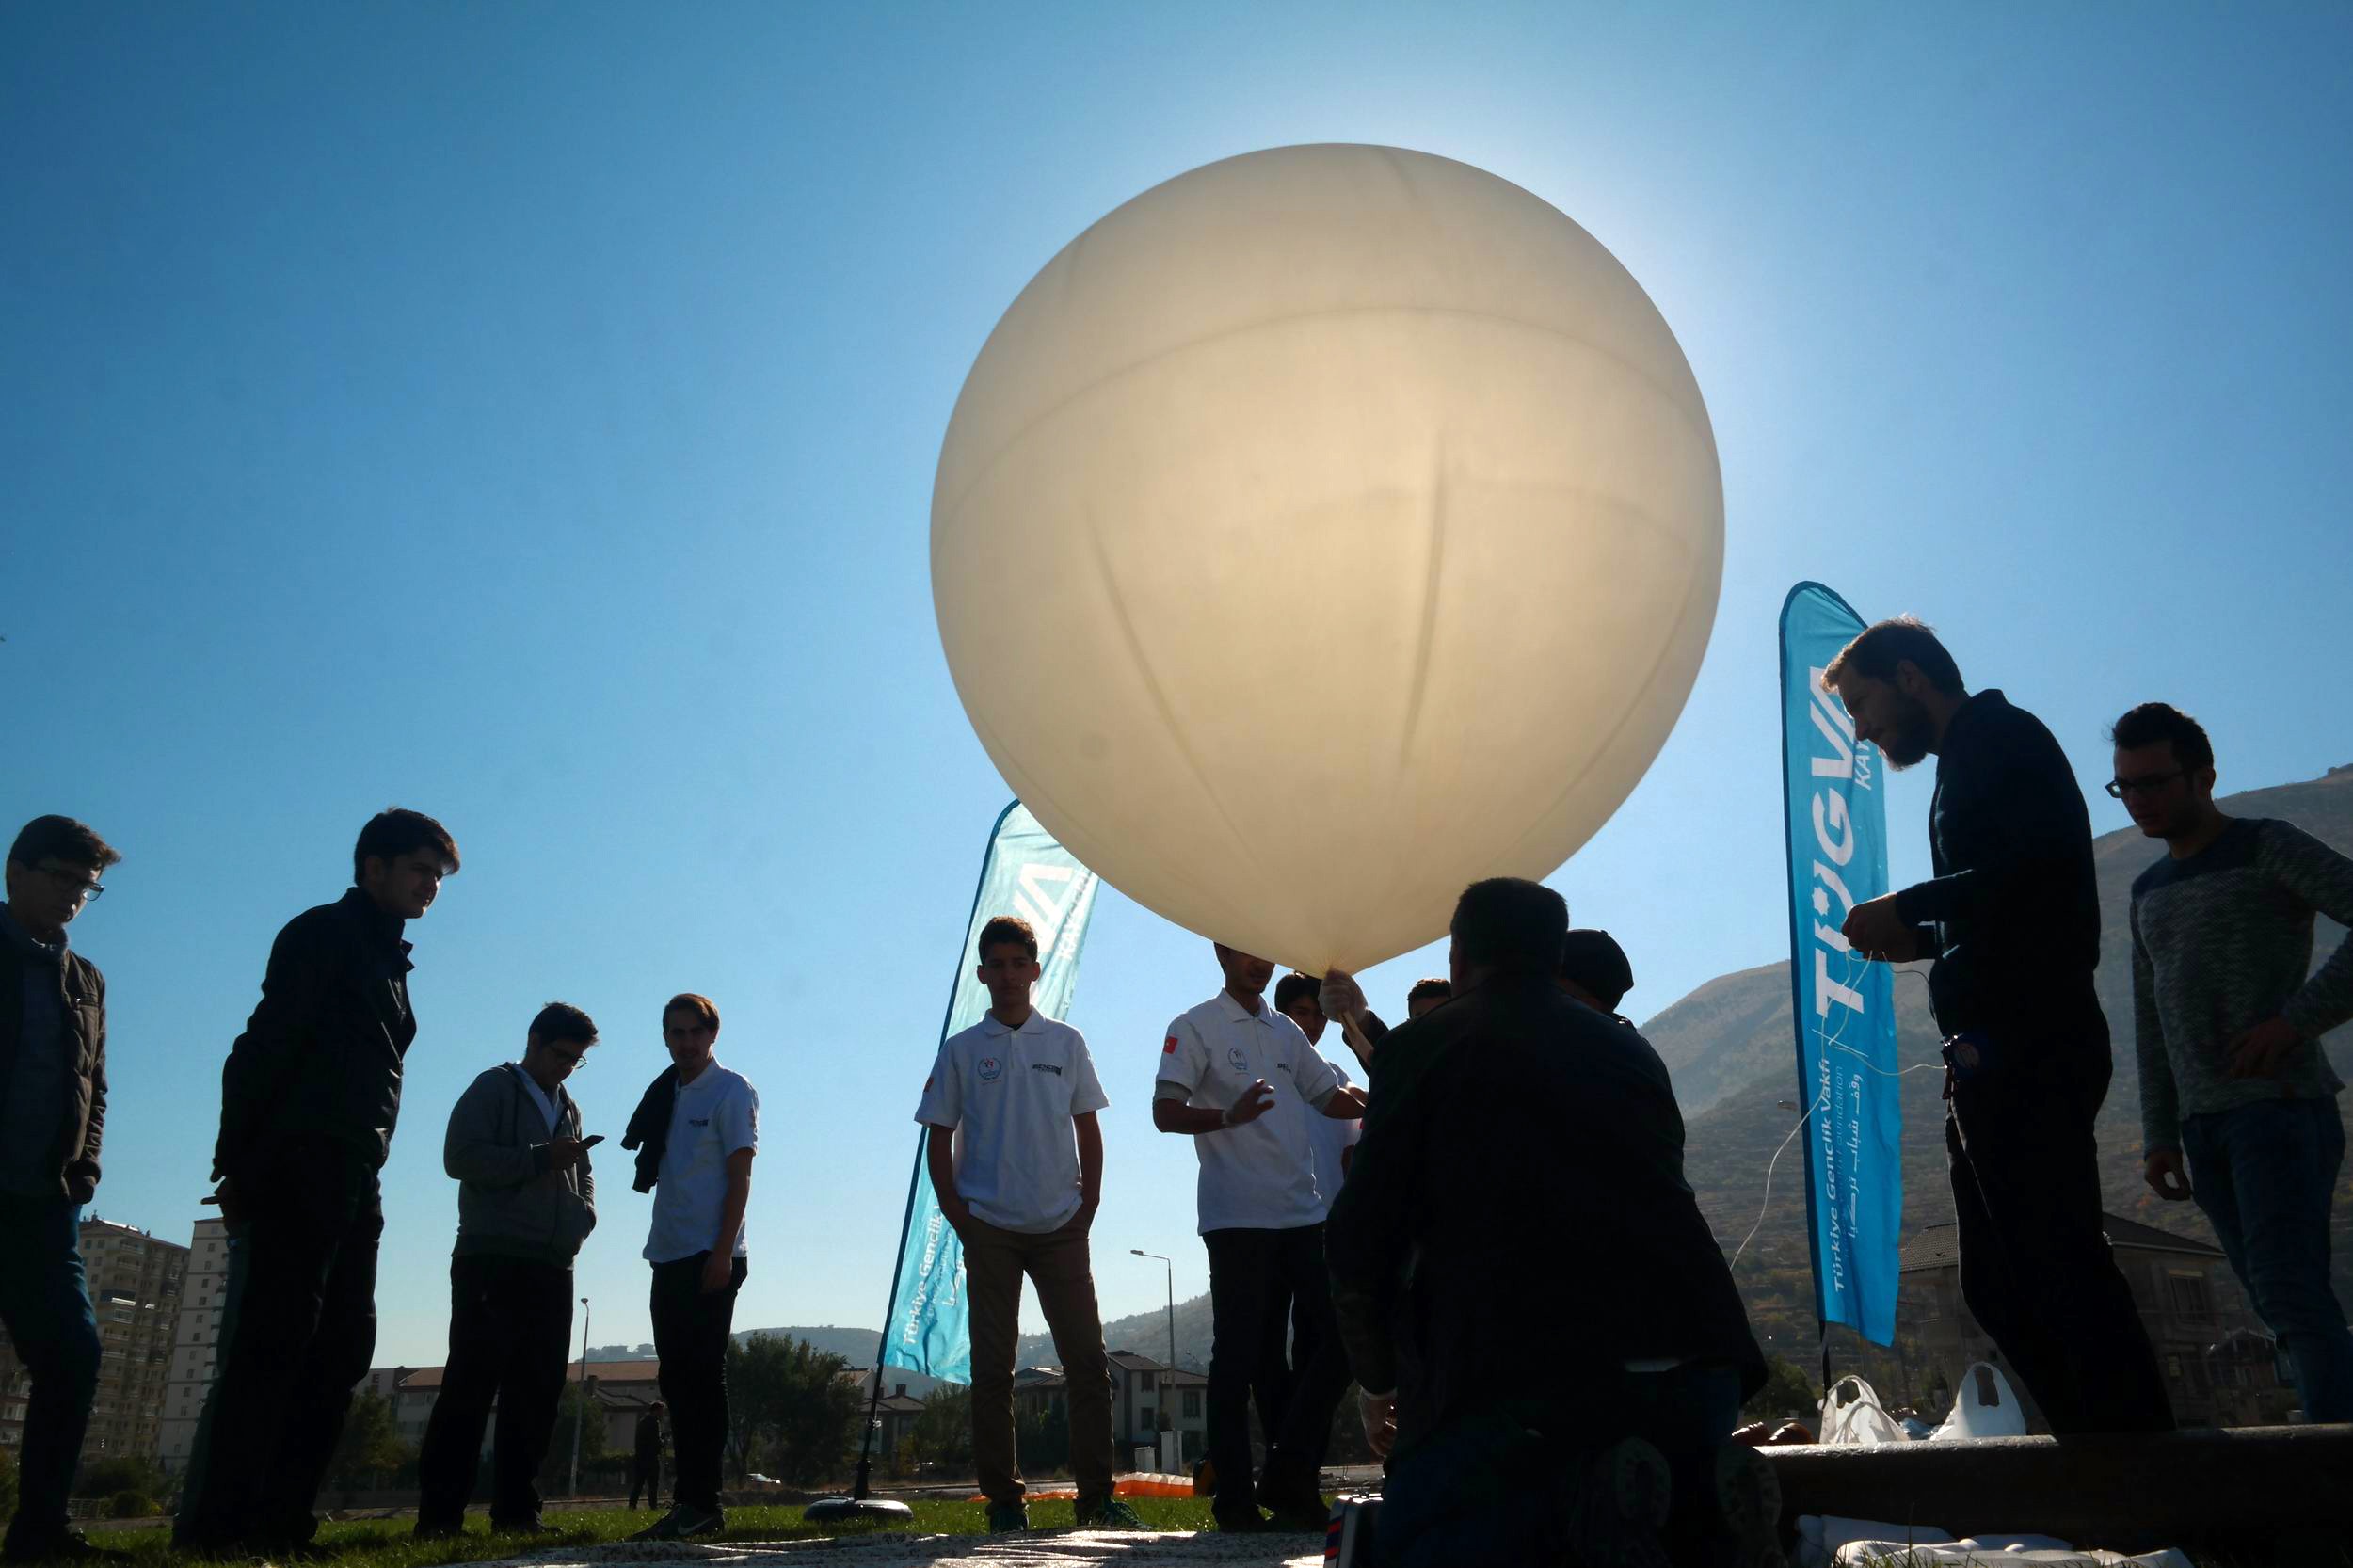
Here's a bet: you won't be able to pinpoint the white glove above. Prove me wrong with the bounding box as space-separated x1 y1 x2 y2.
1320 968 1367 1023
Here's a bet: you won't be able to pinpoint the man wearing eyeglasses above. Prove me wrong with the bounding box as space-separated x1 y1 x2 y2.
2115 701 2353 1423
415 1002 601 1538
177 808 460 1555
0 814 120 1563
1822 618 2171 1436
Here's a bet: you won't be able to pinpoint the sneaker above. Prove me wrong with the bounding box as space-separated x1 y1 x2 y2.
629 1504 724 1542
1211 1505 1266 1533
1695 1444 1786 1568
984 1501 1031 1533
1072 1496 1145 1530
1563 1436 1673 1568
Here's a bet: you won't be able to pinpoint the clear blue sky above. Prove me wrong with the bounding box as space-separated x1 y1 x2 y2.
8 3 2349 1368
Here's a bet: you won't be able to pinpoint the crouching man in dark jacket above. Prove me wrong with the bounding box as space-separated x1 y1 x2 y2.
415 1002 600 1537
1330 879 1775 1568
176 808 459 1555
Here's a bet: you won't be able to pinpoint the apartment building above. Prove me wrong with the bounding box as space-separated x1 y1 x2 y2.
156 1217 230 1474
0 1216 186 1469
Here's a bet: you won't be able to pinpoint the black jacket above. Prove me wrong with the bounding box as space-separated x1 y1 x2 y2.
1326 973 1763 1457
213 888 417 1182
0 931 107 1202
1892 689 2105 1047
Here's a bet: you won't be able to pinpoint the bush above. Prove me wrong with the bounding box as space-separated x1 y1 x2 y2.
0 1443 16 1523
110 1491 163 1519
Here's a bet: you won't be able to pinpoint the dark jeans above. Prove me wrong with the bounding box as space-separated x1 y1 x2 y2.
650 1252 746 1512
1204 1224 1350 1514
629 1451 662 1508
2182 1096 2353 1421
415 1255 576 1529
176 1141 384 1548
1379 1363 1742 1568
1946 1049 2172 1434
0 1194 100 1550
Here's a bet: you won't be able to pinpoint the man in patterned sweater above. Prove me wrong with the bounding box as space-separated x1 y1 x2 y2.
2118 701 2353 1422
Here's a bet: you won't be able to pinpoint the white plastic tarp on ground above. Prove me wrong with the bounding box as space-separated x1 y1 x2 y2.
1818 1375 1908 1446
1831 1541 2193 1568
459 1536 1324 1568
1928 1362 2027 1441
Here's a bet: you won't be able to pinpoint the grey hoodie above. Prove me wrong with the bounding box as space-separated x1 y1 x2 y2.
445 1063 597 1267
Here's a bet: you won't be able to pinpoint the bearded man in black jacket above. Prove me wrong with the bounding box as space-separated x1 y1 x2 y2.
176 808 461 1554
1828 616 2170 1435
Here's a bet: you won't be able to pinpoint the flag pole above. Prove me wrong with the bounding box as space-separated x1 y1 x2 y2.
807 802 1019 1524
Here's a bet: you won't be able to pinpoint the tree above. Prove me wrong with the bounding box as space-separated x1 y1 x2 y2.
1742 1355 1820 1421
328 1389 411 1489
908 1383 973 1472
72 1455 162 1500
537 1382 613 1494
1015 1398 1070 1476
725 1334 863 1485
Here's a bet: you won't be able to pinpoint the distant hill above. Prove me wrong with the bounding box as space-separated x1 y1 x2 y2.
1656 765 2353 1354
1017 1292 1215 1374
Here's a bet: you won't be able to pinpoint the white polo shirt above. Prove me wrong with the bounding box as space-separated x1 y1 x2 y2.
644 1060 760 1264
1304 1050 1362 1221
1155 990 1345 1234
914 1008 1110 1234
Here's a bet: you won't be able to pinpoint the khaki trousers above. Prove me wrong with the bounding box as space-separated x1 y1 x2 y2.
966 1215 1113 1507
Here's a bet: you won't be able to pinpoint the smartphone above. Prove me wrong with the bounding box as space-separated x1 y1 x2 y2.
581 1134 607 1148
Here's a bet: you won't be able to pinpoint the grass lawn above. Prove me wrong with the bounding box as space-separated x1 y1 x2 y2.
88 1498 1235 1568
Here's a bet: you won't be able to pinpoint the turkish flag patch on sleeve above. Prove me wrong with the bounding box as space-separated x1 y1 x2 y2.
1163 1036 1178 1054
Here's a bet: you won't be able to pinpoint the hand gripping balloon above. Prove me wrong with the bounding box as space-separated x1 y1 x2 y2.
933 144 1721 973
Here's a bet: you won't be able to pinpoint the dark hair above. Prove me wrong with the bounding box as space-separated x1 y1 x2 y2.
1273 973 1321 1015
1405 976 1452 1004
664 992 720 1033
2110 702 2213 773
1560 929 1635 1011
1822 616 1964 698
529 1001 599 1048
8 815 120 872
977 914 1038 961
352 808 458 886
1449 878 1568 975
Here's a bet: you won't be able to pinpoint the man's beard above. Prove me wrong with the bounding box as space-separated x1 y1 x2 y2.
1879 696 1938 769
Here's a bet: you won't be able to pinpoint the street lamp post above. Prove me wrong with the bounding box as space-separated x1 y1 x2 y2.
1129 1250 1177 1372
1131 1250 1177 1469
569 1297 591 1497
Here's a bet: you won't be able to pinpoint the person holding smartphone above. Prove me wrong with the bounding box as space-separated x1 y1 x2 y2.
414 1002 601 1537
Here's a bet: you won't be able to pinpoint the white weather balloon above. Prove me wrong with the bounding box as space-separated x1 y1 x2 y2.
933 144 1721 973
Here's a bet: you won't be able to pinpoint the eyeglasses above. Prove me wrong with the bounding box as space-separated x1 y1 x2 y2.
545 1047 591 1067
38 865 105 904
2105 769 2187 799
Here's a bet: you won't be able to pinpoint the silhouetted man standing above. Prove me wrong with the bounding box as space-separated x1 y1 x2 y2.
1829 618 2169 1434
0 815 120 1564
177 808 460 1553
630 1401 666 1510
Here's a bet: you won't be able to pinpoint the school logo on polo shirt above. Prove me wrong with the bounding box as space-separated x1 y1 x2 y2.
978 1055 1003 1083
1226 1046 1249 1072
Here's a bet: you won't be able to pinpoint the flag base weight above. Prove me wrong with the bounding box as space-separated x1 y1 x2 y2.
803 1496 915 1524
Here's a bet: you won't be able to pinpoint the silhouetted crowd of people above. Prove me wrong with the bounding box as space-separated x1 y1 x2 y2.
4 616 2347 1566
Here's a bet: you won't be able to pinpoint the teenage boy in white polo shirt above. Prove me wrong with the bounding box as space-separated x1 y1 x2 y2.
626 992 758 1542
1155 943 1367 1532
917 916 1142 1534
